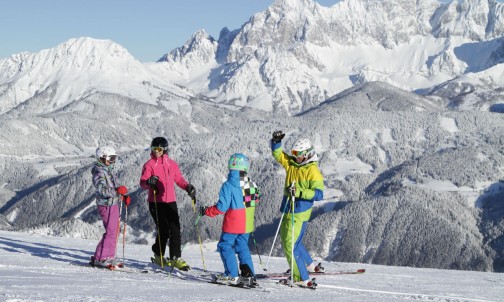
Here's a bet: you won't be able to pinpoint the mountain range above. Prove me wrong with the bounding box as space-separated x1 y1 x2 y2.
0 0 503 272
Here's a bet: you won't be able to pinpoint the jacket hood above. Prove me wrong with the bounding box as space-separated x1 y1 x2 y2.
227 169 246 187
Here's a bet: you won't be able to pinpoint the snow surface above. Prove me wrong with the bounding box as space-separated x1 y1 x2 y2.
0 230 502 302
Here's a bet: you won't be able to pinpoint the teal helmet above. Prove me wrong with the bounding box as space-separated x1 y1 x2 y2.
228 153 249 172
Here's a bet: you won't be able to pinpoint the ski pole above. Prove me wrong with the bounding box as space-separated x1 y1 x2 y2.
113 196 124 267
250 232 264 269
122 201 128 265
264 193 291 271
153 189 164 268
290 182 296 287
192 196 207 272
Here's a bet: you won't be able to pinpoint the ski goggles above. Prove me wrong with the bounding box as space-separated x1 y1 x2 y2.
292 148 311 158
103 155 116 163
151 147 165 153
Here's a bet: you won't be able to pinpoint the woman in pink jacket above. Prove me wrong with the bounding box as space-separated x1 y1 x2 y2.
139 137 196 271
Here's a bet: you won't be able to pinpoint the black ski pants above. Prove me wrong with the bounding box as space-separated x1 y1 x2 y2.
149 202 181 260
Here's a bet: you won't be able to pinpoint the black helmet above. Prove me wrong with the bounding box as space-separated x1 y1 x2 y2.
151 137 168 154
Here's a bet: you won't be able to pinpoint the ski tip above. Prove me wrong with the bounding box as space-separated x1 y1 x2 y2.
356 269 366 273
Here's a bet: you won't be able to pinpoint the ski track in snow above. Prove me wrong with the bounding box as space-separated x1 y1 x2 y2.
318 284 496 302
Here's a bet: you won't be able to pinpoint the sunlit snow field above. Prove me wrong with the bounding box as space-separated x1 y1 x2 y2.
0 230 502 302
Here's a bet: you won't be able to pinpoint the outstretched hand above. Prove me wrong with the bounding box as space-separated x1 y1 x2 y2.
272 130 285 143
198 206 207 216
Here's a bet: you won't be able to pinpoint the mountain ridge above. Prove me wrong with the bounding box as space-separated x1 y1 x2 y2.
153 0 504 114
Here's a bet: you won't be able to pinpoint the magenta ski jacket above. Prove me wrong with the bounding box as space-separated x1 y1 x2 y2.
139 153 190 203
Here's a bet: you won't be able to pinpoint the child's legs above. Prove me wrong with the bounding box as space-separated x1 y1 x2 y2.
235 233 254 275
94 204 119 260
217 232 239 277
298 239 314 267
149 202 170 257
165 202 181 259
293 222 310 281
280 213 309 281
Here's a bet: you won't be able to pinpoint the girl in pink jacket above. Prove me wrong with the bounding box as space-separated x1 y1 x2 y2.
139 137 196 271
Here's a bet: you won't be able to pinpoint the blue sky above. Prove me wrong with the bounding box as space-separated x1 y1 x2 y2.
0 0 499 62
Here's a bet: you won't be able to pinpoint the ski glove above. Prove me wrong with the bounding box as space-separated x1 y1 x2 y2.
123 195 131 206
116 186 128 195
289 185 303 199
186 184 196 199
147 176 159 186
272 130 285 143
198 206 207 216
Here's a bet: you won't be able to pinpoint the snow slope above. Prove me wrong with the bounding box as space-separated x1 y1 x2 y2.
0 230 502 302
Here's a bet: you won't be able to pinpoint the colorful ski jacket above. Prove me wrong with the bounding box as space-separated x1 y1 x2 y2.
205 170 260 234
92 162 122 206
271 141 324 221
139 153 189 203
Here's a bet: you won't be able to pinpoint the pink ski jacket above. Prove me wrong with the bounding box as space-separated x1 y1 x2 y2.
139 153 189 203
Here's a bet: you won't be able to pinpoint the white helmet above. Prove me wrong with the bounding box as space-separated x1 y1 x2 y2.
291 138 315 164
96 146 117 163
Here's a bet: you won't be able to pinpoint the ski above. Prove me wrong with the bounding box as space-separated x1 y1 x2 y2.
208 274 268 292
90 264 138 273
278 277 317 290
150 256 190 274
171 271 268 292
150 256 174 274
208 280 257 290
148 259 212 280
69 259 148 274
313 268 366 275
256 268 365 279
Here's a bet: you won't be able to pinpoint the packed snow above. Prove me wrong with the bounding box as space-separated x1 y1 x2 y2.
0 230 502 302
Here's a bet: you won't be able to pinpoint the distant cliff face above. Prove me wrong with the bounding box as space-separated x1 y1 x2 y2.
158 0 504 114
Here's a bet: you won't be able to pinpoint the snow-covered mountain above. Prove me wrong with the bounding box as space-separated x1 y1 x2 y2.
0 0 503 274
156 0 504 114
0 37 193 116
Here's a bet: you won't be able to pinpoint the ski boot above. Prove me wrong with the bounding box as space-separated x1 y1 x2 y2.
307 262 325 273
151 254 170 267
171 257 191 271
